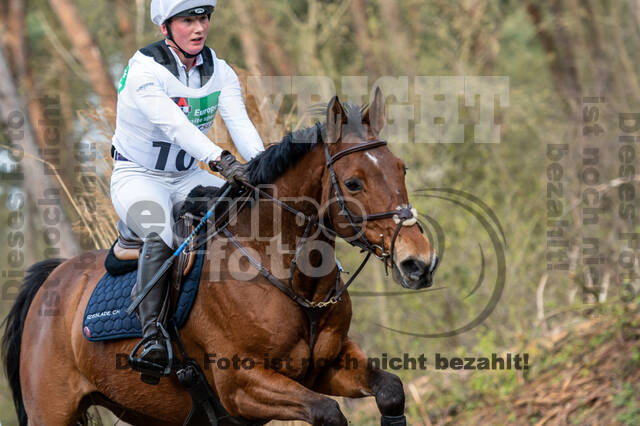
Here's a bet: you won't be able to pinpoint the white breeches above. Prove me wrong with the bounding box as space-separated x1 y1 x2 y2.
110 161 224 247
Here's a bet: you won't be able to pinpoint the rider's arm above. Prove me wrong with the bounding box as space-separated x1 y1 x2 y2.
127 65 223 164
217 61 265 162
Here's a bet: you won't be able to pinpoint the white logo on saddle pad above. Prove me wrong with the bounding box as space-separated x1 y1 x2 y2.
86 309 120 320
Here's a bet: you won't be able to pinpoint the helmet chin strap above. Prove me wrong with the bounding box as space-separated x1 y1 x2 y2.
165 20 204 59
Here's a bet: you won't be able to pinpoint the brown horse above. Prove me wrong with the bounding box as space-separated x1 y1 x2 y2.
2 89 437 425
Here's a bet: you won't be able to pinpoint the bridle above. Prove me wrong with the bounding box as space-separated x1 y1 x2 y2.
196 135 418 286
322 139 421 275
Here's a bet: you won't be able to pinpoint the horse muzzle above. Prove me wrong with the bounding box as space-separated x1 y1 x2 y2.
394 253 439 289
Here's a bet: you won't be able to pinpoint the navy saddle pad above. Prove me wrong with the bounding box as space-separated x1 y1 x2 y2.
82 251 205 342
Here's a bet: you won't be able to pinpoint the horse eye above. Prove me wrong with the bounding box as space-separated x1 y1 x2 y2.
403 165 408 176
344 177 363 192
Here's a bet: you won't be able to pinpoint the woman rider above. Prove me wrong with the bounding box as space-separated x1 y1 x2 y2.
110 0 264 382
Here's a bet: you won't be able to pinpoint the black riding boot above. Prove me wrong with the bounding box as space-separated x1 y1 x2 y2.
130 232 173 384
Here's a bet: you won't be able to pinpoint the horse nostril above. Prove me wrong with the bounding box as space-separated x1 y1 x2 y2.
400 257 428 281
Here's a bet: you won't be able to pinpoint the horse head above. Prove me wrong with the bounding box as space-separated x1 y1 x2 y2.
321 88 438 289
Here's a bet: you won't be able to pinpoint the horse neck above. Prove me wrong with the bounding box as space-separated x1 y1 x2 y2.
232 143 338 301
271 142 327 218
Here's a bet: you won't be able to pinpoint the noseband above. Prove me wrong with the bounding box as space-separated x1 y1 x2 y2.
323 139 421 275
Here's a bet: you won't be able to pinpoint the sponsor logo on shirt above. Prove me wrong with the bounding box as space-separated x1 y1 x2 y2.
118 65 129 93
173 97 192 114
171 91 221 128
137 82 155 92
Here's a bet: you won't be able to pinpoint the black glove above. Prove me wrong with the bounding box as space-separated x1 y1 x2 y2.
209 151 250 187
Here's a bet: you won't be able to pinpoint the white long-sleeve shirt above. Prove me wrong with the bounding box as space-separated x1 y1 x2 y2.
112 42 263 171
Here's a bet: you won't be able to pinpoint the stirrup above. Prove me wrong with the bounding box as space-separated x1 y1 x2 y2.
128 322 173 383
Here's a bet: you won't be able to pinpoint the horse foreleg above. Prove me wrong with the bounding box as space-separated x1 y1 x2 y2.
312 339 406 425
215 367 347 425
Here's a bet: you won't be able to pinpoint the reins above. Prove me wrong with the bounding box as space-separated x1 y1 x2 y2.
190 138 421 313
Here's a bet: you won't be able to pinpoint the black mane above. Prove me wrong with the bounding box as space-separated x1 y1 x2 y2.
182 103 365 218
246 102 366 185
246 122 324 186
181 123 325 218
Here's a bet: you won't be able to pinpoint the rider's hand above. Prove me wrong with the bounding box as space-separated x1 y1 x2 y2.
209 151 250 187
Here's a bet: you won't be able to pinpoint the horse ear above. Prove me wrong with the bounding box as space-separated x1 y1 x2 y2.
326 95 346 144
363 86 385 135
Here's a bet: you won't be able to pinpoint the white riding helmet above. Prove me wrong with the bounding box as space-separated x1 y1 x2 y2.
150 0 217 26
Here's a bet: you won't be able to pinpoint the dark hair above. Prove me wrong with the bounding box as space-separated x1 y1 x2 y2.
246 103 365 185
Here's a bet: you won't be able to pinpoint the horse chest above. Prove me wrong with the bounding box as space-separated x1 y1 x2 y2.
211 281 351 378
264 327 342 382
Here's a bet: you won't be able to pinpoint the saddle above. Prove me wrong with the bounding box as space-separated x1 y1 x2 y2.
87 201 207 343
106 201 198 302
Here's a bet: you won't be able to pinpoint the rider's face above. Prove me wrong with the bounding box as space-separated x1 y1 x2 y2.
162 15 210 56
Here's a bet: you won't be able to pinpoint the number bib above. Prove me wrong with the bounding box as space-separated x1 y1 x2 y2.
148 92 220 171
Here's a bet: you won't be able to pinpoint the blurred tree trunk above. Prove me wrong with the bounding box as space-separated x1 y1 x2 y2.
464 1 497 74
528 3 583 302
227 3 281 145
579 0 610 93
350 0 378 77
378 0 414 73
231 0 264 76
3 0 40 259
135 0 145 46
0 44 80 258
527 3 582 113
5 0 25 77
6 0 74 182
3 0 79 257
56 58 74 129
7 0 50 153
0 1 6 23
48 0 117 120
114 0 136 57
608 1 640 99
254 7 294 75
